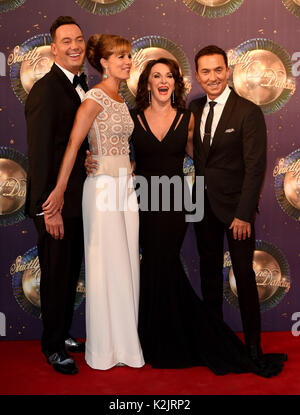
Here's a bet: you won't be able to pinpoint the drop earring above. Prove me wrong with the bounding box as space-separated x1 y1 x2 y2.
172 90 175 104
148 90 151 104
103 67 108 80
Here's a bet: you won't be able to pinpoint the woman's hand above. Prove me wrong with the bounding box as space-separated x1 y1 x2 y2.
85 150 98 176
42 188 64 218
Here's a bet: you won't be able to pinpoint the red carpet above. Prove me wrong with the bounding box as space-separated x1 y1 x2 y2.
0 332 299 395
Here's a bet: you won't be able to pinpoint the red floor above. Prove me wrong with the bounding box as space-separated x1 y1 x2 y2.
0 331 299 395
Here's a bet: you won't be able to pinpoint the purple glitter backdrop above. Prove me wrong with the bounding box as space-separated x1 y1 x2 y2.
0 0 299 341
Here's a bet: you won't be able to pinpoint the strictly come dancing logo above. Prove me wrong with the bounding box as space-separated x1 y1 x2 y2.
0 147 27 226
74 0 135 15
7 34 86 104
223 240 290 312
7 34 54 104
227 38 296 114
0 0 25 13
282 0 300 18
10 247 86 318
183 0 244 18
273 149 300 221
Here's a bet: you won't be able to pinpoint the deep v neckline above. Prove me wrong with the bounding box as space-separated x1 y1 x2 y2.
140 110 181 143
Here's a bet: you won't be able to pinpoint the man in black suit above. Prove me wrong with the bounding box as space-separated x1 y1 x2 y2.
189 45 266 361
25 16 88 374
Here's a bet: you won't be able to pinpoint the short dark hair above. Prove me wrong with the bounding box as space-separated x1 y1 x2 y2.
194 45 228 71
50 16 82 41
135 58 186 112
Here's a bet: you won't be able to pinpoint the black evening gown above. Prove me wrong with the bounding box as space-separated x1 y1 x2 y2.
130 109 284 376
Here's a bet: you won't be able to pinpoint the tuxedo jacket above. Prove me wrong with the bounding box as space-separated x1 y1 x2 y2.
189 88 267 225
25 64 87 218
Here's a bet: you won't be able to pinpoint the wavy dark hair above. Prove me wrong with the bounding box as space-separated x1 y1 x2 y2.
135 58 186 112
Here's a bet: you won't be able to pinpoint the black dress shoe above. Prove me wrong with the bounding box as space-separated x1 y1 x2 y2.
65 337 85 353
46 350 78 375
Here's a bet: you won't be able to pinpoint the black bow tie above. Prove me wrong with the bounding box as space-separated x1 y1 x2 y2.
73 72 88 92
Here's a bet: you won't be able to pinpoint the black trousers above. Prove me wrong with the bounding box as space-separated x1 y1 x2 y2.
194 193 261 346
33 216 84 355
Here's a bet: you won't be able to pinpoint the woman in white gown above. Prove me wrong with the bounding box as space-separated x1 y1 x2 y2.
42 34 144 370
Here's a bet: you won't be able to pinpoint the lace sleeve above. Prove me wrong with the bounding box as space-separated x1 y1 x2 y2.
83 88 108 109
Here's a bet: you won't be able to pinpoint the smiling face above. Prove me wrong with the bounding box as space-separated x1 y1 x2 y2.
147 62 175 104
195 53 230 100
51 24 85 74
101 49 132 81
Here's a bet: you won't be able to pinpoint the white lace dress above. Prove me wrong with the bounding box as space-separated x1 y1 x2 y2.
82 88 144 370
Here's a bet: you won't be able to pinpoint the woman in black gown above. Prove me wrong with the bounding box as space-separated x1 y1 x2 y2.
130 58 285 377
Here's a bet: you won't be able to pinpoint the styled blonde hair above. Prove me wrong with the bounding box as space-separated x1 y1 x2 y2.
86 34 131 74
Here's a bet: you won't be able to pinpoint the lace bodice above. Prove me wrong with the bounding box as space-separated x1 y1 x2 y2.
84 88 134 156
84 88 134 177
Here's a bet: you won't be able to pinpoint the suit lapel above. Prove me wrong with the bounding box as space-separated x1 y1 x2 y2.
209 90 237 156
51 63 82 106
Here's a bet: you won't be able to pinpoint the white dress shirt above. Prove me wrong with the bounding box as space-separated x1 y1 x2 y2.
200 85 231 145
55 62 86 101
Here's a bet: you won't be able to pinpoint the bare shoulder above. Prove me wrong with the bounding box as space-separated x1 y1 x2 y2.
78 96 103 118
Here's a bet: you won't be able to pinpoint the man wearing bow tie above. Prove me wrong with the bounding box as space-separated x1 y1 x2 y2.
25 16 88 374
189 45 267 363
